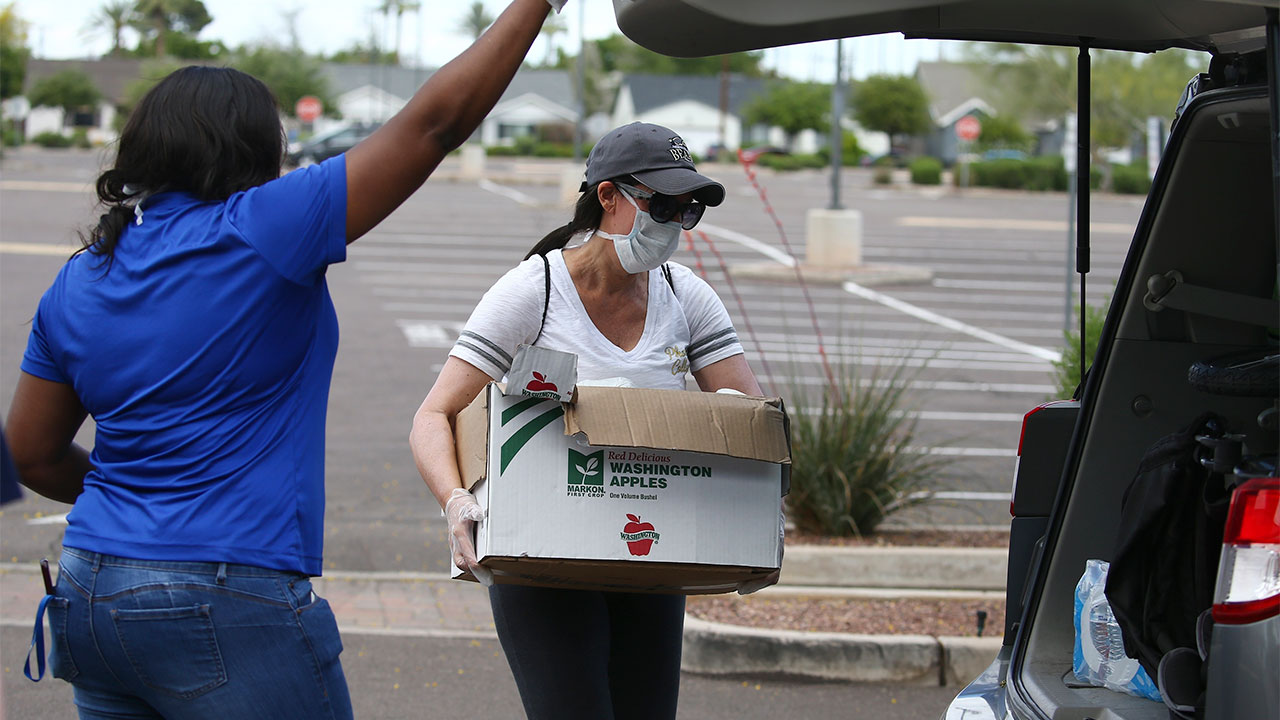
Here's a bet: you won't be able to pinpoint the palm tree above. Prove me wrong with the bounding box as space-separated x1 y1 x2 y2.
377 0 420 66
539 13 566 66
86 0 133 57
458 1 494 41
131 0 211 58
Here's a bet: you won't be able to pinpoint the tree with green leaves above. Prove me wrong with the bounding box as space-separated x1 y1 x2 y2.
964 44 1203 154
587 33 767 77
458 1 494 41
231 45 335 120
86 1 134 57
131 0 211 58
852 74 932 147
28 70 102 118
741 81 830 148
976 114 1033 152
0 3 30 100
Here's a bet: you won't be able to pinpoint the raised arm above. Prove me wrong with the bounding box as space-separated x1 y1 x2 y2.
345 0 553 242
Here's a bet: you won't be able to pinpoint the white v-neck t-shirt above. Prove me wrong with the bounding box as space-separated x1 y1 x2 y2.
450 248 743 390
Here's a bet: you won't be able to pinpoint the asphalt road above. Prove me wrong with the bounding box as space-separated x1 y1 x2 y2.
0 147 1141 718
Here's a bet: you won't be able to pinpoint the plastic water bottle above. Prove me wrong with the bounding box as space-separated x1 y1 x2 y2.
1082 582 1140 687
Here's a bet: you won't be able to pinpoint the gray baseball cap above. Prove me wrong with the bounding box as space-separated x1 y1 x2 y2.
581 122 725 206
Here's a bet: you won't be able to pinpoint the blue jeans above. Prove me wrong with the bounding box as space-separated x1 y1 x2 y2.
46 548 352 720
489 584 685 720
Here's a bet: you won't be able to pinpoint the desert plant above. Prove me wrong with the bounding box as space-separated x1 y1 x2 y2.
786 360 945 536
909 156 942 185
1051 297 1110 399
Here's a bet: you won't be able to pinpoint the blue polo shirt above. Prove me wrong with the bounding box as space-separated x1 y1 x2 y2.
21 157 348 575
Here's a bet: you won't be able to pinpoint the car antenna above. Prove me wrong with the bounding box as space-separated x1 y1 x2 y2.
1076 40 1092 387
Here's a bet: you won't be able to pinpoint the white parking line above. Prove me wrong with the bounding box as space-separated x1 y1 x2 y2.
693 221 1064 364
26 513 69 525
477 179 539 206
898 216 1133 234
842 281 1063 363
0 242 78 256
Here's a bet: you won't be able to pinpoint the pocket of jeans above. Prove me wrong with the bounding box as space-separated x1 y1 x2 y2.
45 597 79 682
112 604 228 699
297 595 344 666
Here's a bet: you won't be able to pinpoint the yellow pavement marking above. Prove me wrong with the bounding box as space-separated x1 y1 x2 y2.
898 216 1133 234
0 242 77 256
0 180 92 193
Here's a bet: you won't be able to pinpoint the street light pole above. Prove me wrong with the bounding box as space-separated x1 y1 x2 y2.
573 1 585 163
829 39 845 210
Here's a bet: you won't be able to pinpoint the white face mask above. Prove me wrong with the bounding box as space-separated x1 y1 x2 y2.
595 190 682 274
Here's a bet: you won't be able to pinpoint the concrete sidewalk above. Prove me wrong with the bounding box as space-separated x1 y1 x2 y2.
0 546 1005 688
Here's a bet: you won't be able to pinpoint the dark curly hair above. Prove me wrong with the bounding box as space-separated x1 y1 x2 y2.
82 66 286 265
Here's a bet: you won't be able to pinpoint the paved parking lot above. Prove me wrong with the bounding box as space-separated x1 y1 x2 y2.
0 147 1140 718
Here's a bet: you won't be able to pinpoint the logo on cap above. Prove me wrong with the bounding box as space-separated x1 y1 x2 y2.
668 137 692 163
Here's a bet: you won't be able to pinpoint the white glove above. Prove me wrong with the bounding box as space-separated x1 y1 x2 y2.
545 0 567 13
737 503 786 595
445 487 493 586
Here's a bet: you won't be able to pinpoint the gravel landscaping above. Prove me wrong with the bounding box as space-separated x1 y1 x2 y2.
686 595 1007 639
685 529 1011 637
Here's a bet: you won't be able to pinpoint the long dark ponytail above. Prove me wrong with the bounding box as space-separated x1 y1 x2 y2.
523 181 608 260
78 66 285 267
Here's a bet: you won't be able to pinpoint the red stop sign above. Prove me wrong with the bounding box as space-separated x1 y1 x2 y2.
295 95 323 123
955 115 981 142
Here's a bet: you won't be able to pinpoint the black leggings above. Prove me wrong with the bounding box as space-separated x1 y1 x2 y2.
488 584 685 720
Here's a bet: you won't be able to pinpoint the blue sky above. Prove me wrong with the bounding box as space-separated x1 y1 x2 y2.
17 0 954 81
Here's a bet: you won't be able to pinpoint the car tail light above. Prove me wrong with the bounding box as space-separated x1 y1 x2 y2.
1212 478 1280 625
1011 402 1072 516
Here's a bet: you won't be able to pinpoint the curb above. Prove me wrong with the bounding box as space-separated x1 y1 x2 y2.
781 546 1008 591
681 615 1002 686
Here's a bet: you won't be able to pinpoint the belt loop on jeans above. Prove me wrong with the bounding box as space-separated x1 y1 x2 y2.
91 553 102 573
216 563 227 585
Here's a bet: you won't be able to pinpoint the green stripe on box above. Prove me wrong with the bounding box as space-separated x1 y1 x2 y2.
500 406 565 473
501 396 549 426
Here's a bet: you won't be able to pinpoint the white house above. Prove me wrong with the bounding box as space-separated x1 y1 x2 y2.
20 58 144 145
324 64 578 146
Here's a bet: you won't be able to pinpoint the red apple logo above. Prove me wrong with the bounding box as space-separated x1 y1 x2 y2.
525 371 558 393
621 513 658 556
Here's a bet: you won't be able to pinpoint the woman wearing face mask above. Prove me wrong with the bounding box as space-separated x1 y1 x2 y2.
409 122 771 719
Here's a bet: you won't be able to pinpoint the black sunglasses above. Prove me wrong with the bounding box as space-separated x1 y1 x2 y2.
614 182 706 230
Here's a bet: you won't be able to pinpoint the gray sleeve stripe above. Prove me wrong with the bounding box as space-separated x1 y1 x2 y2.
459 331 512 366
687 327 737 355
455 340 510 374
688 336 740 362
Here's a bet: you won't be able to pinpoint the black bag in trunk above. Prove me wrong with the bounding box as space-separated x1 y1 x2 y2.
1105 412 1232 681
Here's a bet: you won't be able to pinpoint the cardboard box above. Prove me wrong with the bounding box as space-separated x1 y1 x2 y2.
453 383 790 594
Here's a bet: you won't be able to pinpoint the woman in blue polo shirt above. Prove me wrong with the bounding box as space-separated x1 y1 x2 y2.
5 1 562 717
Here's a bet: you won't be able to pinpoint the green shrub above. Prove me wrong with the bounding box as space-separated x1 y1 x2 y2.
484 144 520 157
786 360 946 536
872 165 893 185
1111 164 1151 195
2 125 21 147
32 131 73 148
531 142 573 158
815 131 867 166
756 153 826 171
71 128 90 149
909 156 942 185
1051 298 1110 399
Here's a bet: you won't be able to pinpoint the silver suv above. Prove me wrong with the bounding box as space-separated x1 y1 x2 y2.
615 2 1278 719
